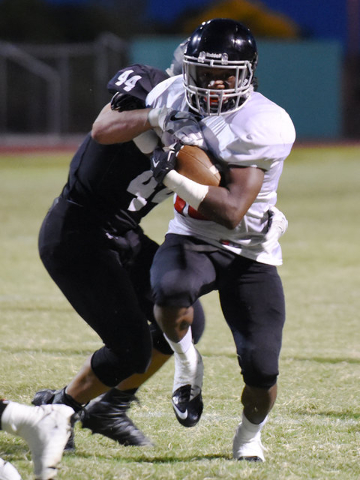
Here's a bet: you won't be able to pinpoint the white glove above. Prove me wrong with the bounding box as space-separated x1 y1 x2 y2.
262 206 288 253
148 107 205 147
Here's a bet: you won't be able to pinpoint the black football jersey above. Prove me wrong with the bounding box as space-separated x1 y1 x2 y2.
60 65 172 234
61 134 173 233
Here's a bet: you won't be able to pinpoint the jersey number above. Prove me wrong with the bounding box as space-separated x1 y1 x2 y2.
174 195 209 220
115 70 142 92
127 171 172 211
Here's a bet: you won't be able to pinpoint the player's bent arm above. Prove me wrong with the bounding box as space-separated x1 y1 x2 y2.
91 104 153 145
164 165 264 230
197 166 264 229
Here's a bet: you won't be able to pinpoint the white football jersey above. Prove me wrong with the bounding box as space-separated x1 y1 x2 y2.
146 76 296 265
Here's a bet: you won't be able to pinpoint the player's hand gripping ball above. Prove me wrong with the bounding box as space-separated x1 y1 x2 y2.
175 145 221 186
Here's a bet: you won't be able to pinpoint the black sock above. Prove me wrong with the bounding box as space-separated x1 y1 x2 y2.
102 387 138 403
53 387 83 413
0 400 10 430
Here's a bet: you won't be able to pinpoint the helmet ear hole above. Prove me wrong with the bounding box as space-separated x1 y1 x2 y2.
183 18 258 116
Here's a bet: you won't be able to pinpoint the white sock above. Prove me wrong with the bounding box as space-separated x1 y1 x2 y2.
164 328 200 392
164 328 198 371
164 327 193 354
241 411 268 434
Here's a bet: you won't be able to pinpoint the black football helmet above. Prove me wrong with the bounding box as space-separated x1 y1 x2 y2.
183 18 258 115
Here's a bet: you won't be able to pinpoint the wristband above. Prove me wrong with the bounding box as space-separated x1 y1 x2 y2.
163 170 209 211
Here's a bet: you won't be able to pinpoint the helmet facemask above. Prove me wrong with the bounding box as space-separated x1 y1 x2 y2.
183 53 255 116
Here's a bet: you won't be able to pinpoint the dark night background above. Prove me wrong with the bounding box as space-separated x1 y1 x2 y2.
0 0 352 48
0 0 359 138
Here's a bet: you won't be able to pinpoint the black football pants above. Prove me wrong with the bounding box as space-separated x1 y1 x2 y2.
151 234 285 389
38 198 205 387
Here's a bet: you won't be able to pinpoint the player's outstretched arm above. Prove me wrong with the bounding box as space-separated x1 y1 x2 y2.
91 103 152 145
91 102 204 148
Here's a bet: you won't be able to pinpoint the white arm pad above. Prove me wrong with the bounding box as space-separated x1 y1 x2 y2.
148 107 166 128
163 170 209 211
133 130 159 154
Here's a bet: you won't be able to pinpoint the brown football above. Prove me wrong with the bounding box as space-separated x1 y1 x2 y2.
175 145 221 186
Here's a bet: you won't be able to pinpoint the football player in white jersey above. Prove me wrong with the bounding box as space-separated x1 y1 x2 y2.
91 18 295 461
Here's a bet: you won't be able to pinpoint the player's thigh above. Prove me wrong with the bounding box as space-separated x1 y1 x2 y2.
150 234 217 307
41 239 150 350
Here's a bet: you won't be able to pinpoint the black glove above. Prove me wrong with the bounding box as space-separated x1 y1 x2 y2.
150 143 182 184
111 92 145 112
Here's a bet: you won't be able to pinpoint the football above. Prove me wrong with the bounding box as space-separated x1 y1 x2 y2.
176 145 221 186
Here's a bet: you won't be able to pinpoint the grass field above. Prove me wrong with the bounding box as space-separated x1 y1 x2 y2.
0 144 359 479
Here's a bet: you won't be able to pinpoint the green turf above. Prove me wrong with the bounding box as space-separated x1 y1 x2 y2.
0 146 359 479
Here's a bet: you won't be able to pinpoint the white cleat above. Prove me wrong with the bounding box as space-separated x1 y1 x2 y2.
0 459 22 480
232 422 266 462
25 404 74 479
3 403 74 479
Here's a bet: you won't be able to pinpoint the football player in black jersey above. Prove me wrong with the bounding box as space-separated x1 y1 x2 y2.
32 51 208 448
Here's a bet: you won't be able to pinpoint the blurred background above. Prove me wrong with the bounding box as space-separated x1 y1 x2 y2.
0 0 359 142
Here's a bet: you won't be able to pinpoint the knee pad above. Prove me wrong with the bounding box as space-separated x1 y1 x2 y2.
240 359 279 389
91 344 152 387
243 371 278 389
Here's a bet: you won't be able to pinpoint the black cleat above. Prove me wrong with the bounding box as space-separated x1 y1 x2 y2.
32 388 56 406
32 387 80 452
172 385 203 428
79 389 153 447
171 348 204 428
